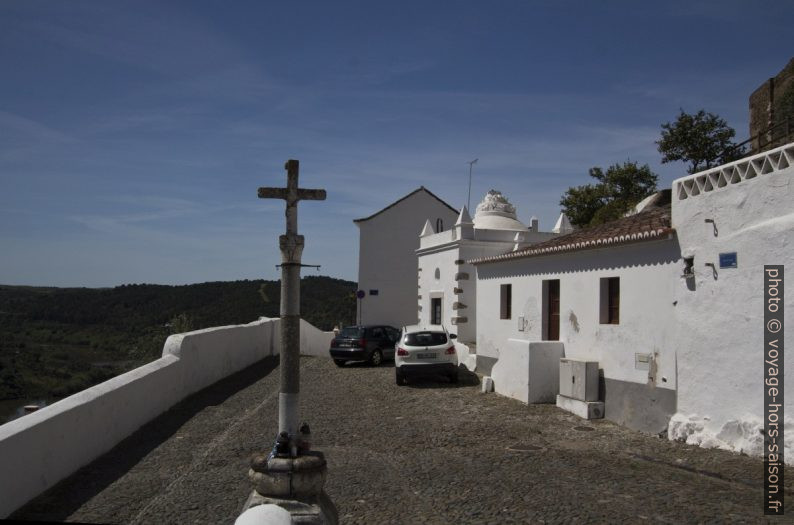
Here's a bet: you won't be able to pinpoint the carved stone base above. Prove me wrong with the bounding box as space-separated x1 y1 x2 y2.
240 451 338 524
249 451 327 497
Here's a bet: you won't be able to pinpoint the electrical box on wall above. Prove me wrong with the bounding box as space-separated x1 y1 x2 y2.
559 358 599 402
635 353 651 371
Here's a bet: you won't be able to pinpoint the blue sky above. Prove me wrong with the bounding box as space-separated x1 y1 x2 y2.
1 1 792 287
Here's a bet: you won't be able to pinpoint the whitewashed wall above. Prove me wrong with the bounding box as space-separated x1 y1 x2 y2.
299 318 336 357
669 143 794 461
0 317 333 518
418 244 461 333
476 240 680 431
357 189 457 328
418 238 518 343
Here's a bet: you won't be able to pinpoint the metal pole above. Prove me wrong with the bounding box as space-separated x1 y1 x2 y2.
467 158 478 211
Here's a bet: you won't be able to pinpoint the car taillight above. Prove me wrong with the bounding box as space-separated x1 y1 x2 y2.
359 338 367 348
445 346 455 355
397 347 408 356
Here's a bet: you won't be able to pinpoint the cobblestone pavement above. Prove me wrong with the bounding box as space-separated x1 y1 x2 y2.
14 356 794 524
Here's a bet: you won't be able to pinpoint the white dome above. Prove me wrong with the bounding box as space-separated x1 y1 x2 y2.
473 190 528 231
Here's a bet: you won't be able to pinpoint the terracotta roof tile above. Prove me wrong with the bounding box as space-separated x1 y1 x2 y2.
469 204 674 264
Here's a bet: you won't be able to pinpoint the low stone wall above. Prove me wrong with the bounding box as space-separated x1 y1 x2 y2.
299 318 335 358
0 317 333 518
453 341 477 372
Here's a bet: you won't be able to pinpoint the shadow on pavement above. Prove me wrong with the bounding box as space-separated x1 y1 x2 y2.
11 356 280 522
340 360 396 368
406 366 480 389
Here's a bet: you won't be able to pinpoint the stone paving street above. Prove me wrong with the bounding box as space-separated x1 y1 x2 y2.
14 356 794 524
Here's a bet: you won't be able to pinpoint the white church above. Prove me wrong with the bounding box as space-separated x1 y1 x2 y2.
354 187 459 328
355 141 794 462
416 190 568 371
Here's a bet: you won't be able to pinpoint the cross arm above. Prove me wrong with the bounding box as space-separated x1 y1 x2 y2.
258 187 288 199
297 188 327 201
257 187 326 201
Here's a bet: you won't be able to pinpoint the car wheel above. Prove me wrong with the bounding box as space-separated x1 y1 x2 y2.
370 349 383 366
334 359 346 367
396 369 407 385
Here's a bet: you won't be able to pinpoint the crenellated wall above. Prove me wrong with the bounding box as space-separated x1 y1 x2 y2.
669 142 794 460
0 317 333 518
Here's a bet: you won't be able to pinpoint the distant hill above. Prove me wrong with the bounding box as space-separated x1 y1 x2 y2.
0 277 356 401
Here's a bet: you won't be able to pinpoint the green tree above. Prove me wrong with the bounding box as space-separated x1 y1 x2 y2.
169 312 194 334
656 109 744 174
560 161 658 228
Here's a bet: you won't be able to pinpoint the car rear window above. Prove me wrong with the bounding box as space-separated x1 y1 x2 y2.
404 331 448 346
339 327 363 338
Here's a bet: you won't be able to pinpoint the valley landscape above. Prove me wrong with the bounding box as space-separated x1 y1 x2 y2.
0 276 356 421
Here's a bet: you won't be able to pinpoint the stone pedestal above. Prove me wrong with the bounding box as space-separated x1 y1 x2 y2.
241 451 338 525
556 394 604 420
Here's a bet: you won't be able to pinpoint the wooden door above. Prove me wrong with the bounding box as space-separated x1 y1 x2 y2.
547 280 560 341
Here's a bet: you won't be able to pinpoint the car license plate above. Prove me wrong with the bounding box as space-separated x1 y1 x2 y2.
417 353 436 359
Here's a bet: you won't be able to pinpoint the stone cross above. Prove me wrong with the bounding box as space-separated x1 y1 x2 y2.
258 159 326 449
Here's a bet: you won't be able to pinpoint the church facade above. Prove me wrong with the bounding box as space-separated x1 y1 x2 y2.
354 187 458 328
416 190 561 370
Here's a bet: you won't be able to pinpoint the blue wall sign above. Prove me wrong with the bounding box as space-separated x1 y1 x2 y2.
719 252 737 269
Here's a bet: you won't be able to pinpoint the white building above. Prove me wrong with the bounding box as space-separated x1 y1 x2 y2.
471 201 679 433
416 190 560 368
354 187 458 328
354 144 793 462
467 142 794 460
668 143 794 459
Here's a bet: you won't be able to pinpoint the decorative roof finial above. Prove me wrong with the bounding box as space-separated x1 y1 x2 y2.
475 190 516 216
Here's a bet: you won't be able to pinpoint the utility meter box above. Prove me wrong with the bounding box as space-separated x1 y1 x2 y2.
559 358 599 402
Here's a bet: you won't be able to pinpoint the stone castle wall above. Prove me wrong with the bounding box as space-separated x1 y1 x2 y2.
749 57 794 152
